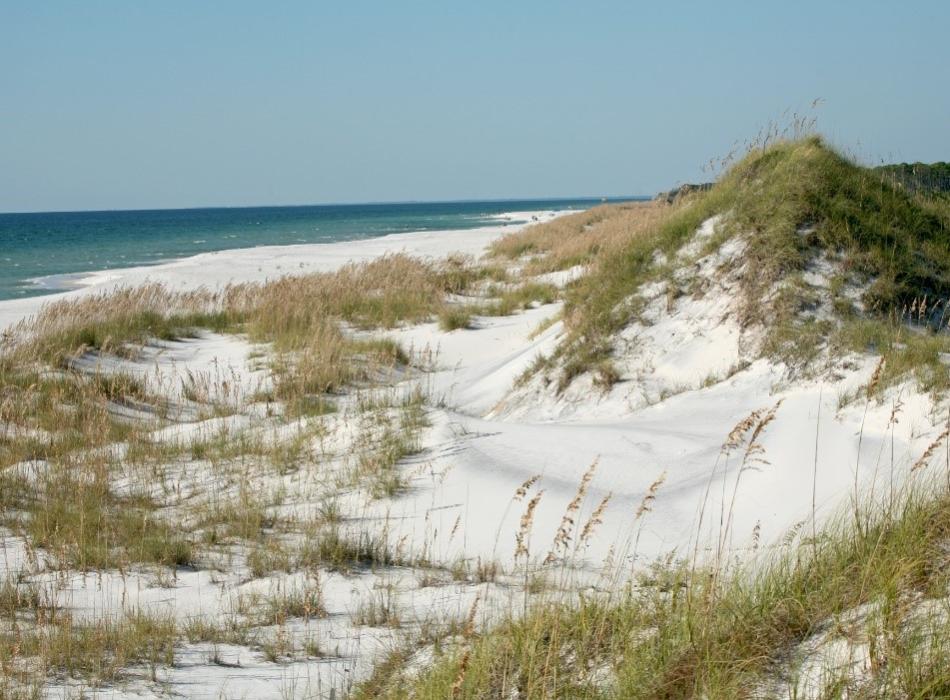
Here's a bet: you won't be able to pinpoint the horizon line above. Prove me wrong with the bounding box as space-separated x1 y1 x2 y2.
0 194 651 217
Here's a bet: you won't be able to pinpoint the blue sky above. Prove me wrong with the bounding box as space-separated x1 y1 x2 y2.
2 1 948 212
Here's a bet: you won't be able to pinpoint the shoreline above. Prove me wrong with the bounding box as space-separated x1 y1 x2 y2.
0 208 572 331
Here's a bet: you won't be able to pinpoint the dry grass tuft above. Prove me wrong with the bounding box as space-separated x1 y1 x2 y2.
490 202 666 275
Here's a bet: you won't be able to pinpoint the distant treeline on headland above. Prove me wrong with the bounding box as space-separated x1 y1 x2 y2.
656 162 950 204
875 162 950 194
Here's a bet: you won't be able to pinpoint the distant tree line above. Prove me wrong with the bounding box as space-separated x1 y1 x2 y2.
875 162 950 194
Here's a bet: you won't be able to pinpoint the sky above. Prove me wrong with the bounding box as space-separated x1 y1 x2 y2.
2 1 948 213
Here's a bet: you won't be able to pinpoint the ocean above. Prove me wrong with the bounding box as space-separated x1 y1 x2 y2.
0 198 635 301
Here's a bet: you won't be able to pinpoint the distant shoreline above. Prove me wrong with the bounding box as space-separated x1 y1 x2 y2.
0 208 579 331
0 198 633 304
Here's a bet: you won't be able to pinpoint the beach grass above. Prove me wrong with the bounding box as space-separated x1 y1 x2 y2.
357 462 950 699
497 136 950 393
489 201 668 275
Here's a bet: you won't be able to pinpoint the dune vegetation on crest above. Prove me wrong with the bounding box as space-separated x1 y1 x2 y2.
499 136 950 400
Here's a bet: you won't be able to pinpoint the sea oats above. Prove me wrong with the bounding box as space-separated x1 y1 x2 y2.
580 493 612 545
911 426 950 472
515 491 544 560
545 459 598 563
867 357 886 398
635 471 667 521
514 475 541 501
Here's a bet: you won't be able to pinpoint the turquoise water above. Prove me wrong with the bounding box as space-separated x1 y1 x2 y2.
0 198 637 301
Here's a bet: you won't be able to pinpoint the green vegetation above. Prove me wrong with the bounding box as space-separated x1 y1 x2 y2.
721 138 950 317
835 319 950 397
0 604 178 690
439 281 561 332
876 161 950 195
0 457 194 570
355 390 428 499
487 281 559 313
546 137 950 390
0 254 465 688
0 369 146 469
439 306 474 331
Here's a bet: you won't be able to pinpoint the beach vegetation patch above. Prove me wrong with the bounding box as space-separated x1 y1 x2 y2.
529 136 950 392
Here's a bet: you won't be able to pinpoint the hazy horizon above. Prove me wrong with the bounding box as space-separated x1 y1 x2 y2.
3 2 949 213
0 194 643 217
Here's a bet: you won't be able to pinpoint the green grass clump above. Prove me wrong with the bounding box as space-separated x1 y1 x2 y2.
298 526 400 573
722 137 950 319
435 254 510 293
260 579 327 625
487 282 559 314
0 597 179 689
0 369 150 469
199 487 275 544
439 306 474 331
836 318 950 397
269 335 408 414
357 392 428 499
16 467 195 570
47 309 234 360
438 282 560 331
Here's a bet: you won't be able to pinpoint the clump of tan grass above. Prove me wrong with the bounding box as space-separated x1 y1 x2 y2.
3 282 240 366
490 202 667 275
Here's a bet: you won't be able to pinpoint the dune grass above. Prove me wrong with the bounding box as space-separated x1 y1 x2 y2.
0 366 197 571
356 391 428 500
0 253 557 427
438 281 561 332
0 369 149 469
0 254 456 640
1 284 239 368
2 255 442 376
717 137 950 321
0 598 179 692
489 202 668 275
358 472 950 699
0 454 195 570
526 136 950 391
439 306 474 331
0 222 595 692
